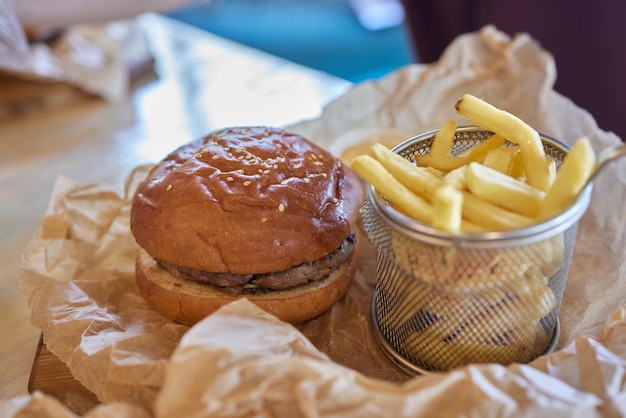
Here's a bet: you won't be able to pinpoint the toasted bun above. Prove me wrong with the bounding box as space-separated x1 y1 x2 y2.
130 126 363 274
135 240 359 324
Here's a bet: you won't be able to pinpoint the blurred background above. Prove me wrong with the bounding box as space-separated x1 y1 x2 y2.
165 0 625 140
9 0 624 139
165 0 416 83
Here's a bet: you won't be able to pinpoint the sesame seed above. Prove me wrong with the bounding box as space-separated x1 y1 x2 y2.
226 176 234 181
278 203 285 212
321 173 327 177
261 217 268 223
243 181 251 186
332 197 339 203
313 161 324 166
166 184 173 191
236 169 244 174
212 155 219 160
195 153 202 159
263 169 270 175
238 156 244 160
273 164 278 169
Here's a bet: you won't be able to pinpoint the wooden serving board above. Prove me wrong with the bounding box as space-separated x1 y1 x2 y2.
29 335 100 415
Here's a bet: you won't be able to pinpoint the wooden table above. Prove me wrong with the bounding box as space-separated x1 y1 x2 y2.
0 13 350 401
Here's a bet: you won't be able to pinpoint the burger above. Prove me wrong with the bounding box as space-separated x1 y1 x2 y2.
130 126 363 324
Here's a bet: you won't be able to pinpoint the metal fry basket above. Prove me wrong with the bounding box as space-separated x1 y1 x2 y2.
363 126 592 374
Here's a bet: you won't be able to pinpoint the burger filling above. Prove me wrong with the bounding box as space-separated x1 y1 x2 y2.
157 234 356 295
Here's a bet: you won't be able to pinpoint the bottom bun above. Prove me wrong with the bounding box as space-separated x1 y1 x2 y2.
135 239 359 325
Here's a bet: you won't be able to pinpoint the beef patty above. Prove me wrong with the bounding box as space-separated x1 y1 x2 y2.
157 234 356 295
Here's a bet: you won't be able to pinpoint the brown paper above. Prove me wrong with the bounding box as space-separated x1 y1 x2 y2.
154 299 626 417
16 25 626 417
0 9 149 103
0 391 150 418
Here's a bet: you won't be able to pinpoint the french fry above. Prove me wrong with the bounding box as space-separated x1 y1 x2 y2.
369 144 485 232
352 96 592 233
546 157 557 186
455 94 552 192
466 162 545 217
425 166 445 178
370 143 440 198
443 165 468 190
508 147 526 179
432 184 463 233
461 191 536 230
350 155 433 223
509 283 557 320
482 146 520 174
429 119 457 157
366 143 533 231
459 133 507 162
537 137 596 220
415 154 472 172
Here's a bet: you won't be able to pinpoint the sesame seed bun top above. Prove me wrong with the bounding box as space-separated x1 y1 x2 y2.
130 126 363 275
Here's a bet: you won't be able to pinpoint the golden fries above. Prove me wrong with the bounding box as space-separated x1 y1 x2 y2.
459 133 507 162
538 137 596 220
508 147 526 179
455 94 552 192
348 95 596 234
415 155 472 171
443 165 468 190
461 191 535 230
432 184 463 233
366 143 526 231
350 155 433 223
369 143 440 198
482 145 520 174
466 162 545 217
429 119 457 157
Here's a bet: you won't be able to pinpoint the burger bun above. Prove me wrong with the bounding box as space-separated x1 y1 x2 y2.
135 237 359 325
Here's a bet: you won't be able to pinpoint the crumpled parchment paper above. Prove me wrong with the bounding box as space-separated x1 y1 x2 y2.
0 0 150 102
15 25 626 417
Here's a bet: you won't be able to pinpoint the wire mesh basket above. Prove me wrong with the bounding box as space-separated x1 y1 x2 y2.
363 126 593 374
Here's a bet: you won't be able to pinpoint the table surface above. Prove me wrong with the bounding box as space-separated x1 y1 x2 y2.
0 13 350 400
